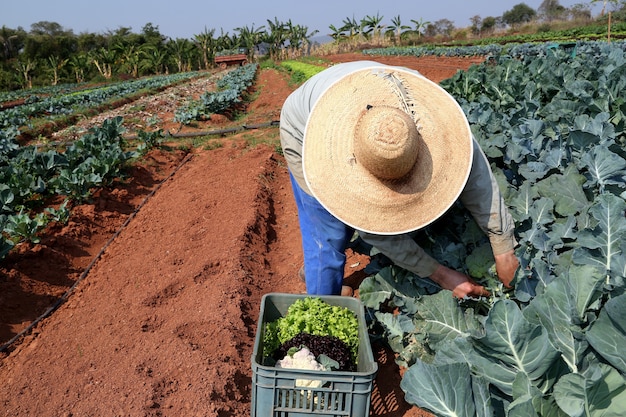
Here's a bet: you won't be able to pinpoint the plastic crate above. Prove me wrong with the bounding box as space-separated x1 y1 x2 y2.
251 293 378 417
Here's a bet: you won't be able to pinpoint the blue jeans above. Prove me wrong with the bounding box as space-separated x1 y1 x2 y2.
289 172 354 295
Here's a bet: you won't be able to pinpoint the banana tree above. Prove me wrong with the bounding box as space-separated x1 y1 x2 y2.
263 17 289 60
47 55 67 85
328 24 346 42
215 29 240 54
140 45 169 75
410 18 431 39
69 53 89 83
285 21 318 58
363 12 385 43
386 15 410 45
168 38 196 73
14 58 36 89
114 43 141 77
340 16 362 44
234 24 266 63
193 28 216 70
90 47 116 79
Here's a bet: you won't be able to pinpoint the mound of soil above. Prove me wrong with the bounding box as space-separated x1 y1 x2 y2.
0 54 483 416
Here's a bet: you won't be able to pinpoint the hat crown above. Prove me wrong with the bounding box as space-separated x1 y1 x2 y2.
354 106 420 180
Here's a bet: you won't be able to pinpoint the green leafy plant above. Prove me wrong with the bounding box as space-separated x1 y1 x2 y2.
262 297 360 363
0 72 204 132
136 129 164 154
3 210 48 244
280 61 325 84
360 40 626 416
45 200 71 224
0 116 137 259
175 63 258 125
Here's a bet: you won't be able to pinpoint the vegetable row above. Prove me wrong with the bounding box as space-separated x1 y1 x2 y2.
174 64 258 125
0 117 156 259
363 38 626 59
1 66 256 261
358 40 626 416
0 71 204 130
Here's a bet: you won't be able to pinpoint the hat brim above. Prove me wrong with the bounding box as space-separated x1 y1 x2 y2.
302 65 473 235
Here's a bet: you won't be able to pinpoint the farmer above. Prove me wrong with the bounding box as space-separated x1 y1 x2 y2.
279 61 519 298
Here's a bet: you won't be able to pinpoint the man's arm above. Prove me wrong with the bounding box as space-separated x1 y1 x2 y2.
460 139 519 284
358 232 491 298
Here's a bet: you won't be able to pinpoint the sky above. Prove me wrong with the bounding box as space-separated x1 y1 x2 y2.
2 0 603 40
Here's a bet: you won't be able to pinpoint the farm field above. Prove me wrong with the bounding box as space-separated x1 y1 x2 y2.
0 54 480 416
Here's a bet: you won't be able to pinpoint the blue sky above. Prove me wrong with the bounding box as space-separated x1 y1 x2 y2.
2 0 602 40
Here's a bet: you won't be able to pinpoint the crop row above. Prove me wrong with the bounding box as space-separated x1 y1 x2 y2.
460 21 626 47
0 117 159 259
0 82 95 106
357 40 626 416
174 63 258 125
279 61 325 83
0 65 259 260
0 71 204 132
363 38 626 59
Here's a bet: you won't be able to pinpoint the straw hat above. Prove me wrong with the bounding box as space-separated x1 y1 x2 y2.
302 65 473 235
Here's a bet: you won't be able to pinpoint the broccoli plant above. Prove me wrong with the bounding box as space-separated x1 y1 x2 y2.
360 40 626 417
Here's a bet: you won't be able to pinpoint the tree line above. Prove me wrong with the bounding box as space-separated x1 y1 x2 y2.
0 18 318 91
0 0 622 91
328 1 602 45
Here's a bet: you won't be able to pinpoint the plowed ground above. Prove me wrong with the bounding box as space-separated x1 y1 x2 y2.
0 54 484 416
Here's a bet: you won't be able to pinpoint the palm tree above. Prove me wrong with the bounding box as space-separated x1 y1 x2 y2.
193 28 216 70
410 18 431 39
15 58 36 89
168 38 195 73
69 53 89 83
47 55 67 85
234 24 266 63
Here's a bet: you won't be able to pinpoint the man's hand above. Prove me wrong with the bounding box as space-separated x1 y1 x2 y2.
494 249 519 287
429 264 490 299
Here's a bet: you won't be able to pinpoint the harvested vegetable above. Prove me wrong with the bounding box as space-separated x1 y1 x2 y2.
274 333 355 372
276 346 325 372
263 297 359 363
275 346 326 388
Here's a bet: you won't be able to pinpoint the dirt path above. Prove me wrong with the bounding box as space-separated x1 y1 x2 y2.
0 54 482 416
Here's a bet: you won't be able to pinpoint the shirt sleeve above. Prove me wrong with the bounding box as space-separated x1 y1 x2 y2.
359 138 517 278
460 139 517 255
357 232 441 277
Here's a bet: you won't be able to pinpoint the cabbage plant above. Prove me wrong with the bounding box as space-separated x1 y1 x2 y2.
359 40 626 416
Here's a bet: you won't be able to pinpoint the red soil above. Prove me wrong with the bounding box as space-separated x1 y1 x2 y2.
0 54 483 416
